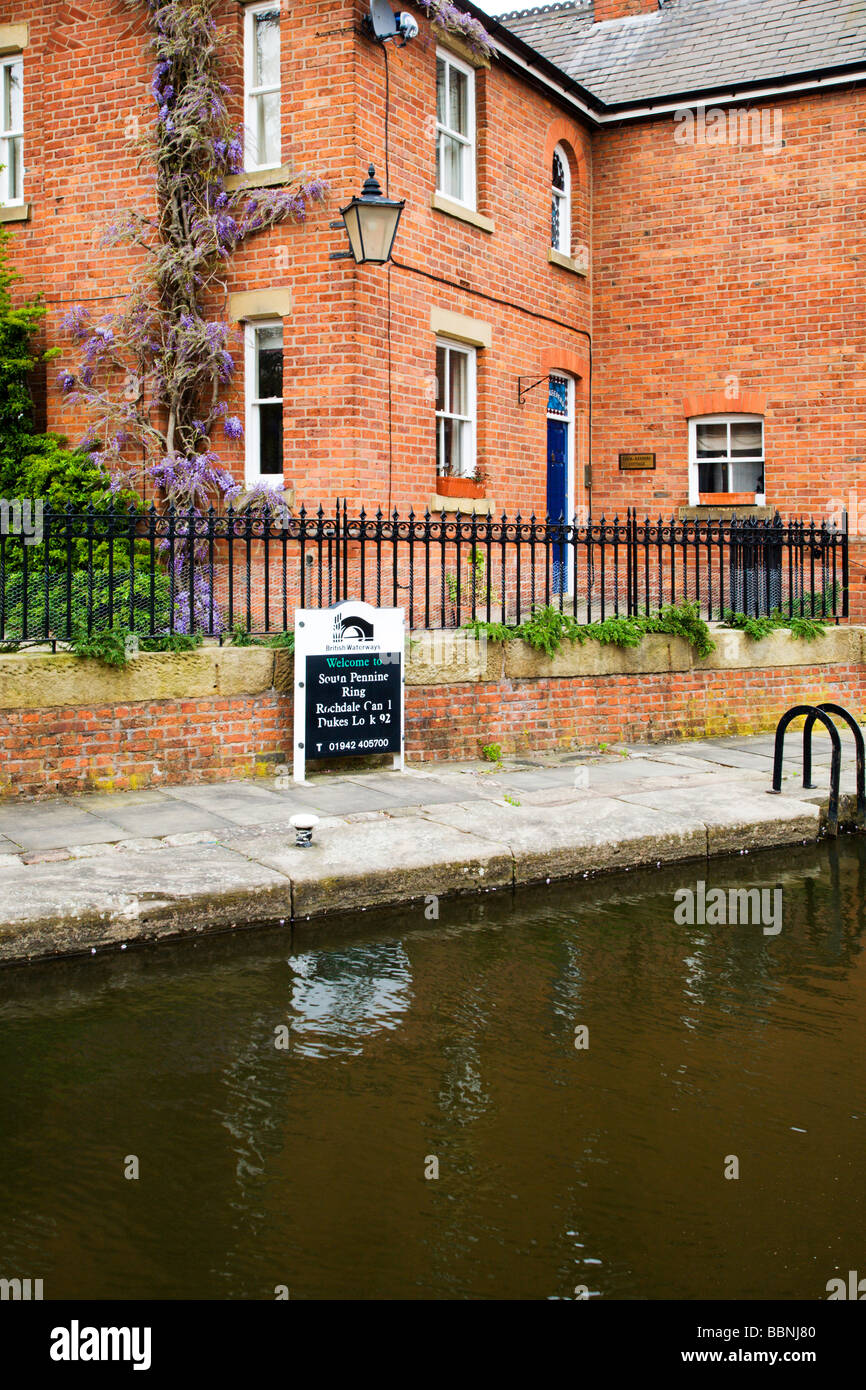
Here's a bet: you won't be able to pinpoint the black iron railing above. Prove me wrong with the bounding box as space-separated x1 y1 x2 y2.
0 501 848 641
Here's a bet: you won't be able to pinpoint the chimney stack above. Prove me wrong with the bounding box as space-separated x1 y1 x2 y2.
594 0 659 22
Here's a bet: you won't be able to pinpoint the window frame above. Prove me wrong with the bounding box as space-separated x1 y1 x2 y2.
243 318 284 488
243 1 282 173
435 337 477 480
435 48 476 211
551 144 571 255
688 413 765 505
0 53 24 206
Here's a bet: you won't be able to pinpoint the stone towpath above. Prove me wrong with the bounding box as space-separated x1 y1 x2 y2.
0 730 859 964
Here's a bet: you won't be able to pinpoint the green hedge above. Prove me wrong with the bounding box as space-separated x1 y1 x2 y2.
0 568 173 641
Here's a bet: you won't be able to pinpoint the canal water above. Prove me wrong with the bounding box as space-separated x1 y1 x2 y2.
0 837 863 1301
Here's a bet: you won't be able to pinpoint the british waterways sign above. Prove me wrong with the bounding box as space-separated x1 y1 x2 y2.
293 600 405 783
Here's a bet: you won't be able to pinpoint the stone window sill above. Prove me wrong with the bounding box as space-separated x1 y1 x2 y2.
431 192 494 234
548 247 587 276
228 288 292 321
430 492 496 515
679 504 775 521
236 486 295 510
225 163 294 192
0 203 30 224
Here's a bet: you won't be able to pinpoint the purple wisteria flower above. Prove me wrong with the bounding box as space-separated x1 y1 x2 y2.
61 304 90 338
55 0 328 614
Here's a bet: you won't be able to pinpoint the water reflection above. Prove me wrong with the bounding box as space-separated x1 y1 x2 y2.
285 941 413 1058
0 836 863 1299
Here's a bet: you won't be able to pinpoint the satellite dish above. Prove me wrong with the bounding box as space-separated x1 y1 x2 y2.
369 0 398 41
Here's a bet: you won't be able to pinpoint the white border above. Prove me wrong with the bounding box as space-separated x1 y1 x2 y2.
293 602 406 784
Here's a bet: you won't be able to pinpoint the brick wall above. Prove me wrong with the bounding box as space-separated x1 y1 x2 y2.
405 663 866 760
2 0 594 521
2 2 861 602
1 651 863 798
591 89 866 524
0 695 291 798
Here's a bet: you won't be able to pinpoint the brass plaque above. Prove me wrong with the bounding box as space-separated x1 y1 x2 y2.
619 452 656 471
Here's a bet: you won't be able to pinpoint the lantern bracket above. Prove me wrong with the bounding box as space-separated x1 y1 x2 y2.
517 374 552 406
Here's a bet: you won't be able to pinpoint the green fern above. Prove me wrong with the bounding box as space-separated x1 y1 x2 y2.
465 601 714 659
722 609 826 642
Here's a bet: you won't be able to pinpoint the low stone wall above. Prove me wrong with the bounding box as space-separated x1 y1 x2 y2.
0 627 863 797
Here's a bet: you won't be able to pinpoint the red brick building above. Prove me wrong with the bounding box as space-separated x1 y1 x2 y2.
1 0 864 541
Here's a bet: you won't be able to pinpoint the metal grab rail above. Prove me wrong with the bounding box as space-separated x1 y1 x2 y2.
769 704 842 836
803 703 866 816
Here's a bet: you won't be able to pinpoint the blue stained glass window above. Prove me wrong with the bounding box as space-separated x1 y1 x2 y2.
547 375 569 417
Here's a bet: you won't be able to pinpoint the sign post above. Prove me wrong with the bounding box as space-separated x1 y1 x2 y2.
293 600 405 784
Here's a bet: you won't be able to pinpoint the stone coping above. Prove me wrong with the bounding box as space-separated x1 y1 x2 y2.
0 624 861 709
0 759 824 965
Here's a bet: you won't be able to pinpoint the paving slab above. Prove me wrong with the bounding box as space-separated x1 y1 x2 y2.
159 783 297 809
0 731 857 966
81 800 239 841
162 793 311 829
514 766 762 803
237 812 514 918
72 790 171 812
342 773 481 807
419 796 706 883
285 782 404 815
0 806 119 852
672 745 777 770
0 843 295 963
617 786 821 854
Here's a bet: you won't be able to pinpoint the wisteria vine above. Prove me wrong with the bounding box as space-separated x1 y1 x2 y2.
58 0 324 625
416 0 496 61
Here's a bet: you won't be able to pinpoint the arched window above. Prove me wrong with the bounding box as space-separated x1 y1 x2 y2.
551 145 570 254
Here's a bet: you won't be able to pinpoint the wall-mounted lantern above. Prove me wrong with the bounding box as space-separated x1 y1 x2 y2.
330 165 405 265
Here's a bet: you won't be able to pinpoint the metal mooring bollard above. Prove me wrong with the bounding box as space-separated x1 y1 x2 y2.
290 813 319 848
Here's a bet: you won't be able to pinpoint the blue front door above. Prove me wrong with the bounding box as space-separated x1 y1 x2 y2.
547 417 568 592
546 418 568 522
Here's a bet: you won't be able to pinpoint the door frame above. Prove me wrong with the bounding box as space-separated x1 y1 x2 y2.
547 369 575 522
546 371 575 592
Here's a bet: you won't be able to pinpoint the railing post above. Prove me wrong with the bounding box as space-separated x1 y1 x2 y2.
842 509 850 619
42 502 52 640
626 507 634 617
86 502 95 637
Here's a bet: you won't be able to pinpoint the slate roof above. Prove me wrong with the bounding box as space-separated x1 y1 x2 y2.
498 0 866 107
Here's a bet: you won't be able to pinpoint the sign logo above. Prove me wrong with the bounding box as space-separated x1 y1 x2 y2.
332 612 375 644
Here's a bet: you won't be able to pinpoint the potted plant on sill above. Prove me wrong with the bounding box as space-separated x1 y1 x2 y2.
698 493 756 506
436 463 487 500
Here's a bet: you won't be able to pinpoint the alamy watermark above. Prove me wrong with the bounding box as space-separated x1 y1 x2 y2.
674 879 782 936
0 1276 43 1300
827 490 862 533
49 1322 152 1371
0 498 43 545
674 105 783 155
826 1269 866 1299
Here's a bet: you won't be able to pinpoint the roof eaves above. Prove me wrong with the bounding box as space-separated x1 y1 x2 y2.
444 0 606 112
597 58 866 117
416 2 866 126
